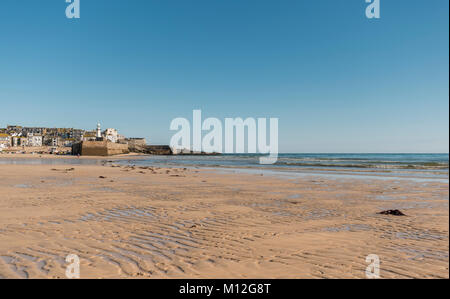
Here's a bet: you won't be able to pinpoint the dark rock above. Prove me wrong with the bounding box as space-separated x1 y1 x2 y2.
378 209 406 216
129 144 173 155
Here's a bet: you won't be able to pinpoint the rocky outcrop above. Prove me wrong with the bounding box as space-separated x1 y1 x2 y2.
129 144 173 155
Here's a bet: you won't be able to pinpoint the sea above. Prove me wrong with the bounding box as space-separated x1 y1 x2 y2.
1 153 448 182
124 153 449 180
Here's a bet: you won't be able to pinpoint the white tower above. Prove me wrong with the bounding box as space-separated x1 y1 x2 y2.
96 122 102 138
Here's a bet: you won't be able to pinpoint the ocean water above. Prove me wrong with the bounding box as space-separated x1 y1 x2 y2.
1 153 448 180
122 153 449 180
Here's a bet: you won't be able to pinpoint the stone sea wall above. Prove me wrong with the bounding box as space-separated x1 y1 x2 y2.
72 141 129 156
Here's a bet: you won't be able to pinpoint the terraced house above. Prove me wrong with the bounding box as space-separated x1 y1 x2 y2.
0 133 11 149
27 134 43 147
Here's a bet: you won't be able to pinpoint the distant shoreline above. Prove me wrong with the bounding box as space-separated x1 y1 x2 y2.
0 152 150 160
1 153 448 183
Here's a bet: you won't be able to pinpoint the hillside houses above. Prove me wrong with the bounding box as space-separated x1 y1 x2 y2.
0 123 143 152
0 126 80 148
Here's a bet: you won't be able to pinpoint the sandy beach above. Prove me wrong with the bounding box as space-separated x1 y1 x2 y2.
0 159 448 279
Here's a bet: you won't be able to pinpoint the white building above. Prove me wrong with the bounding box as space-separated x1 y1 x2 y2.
27 134 43 147
0 133 11 149
103 128 119 143
51 137 59 147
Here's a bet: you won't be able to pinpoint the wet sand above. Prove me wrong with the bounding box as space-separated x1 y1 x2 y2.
0 162 448 278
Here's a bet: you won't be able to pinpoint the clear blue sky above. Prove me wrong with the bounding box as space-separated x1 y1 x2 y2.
0 0 448 153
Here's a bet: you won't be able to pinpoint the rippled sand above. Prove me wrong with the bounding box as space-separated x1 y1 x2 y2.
0 163 448 278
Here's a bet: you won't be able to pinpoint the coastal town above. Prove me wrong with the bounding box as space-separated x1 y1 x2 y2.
0 123 149 155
